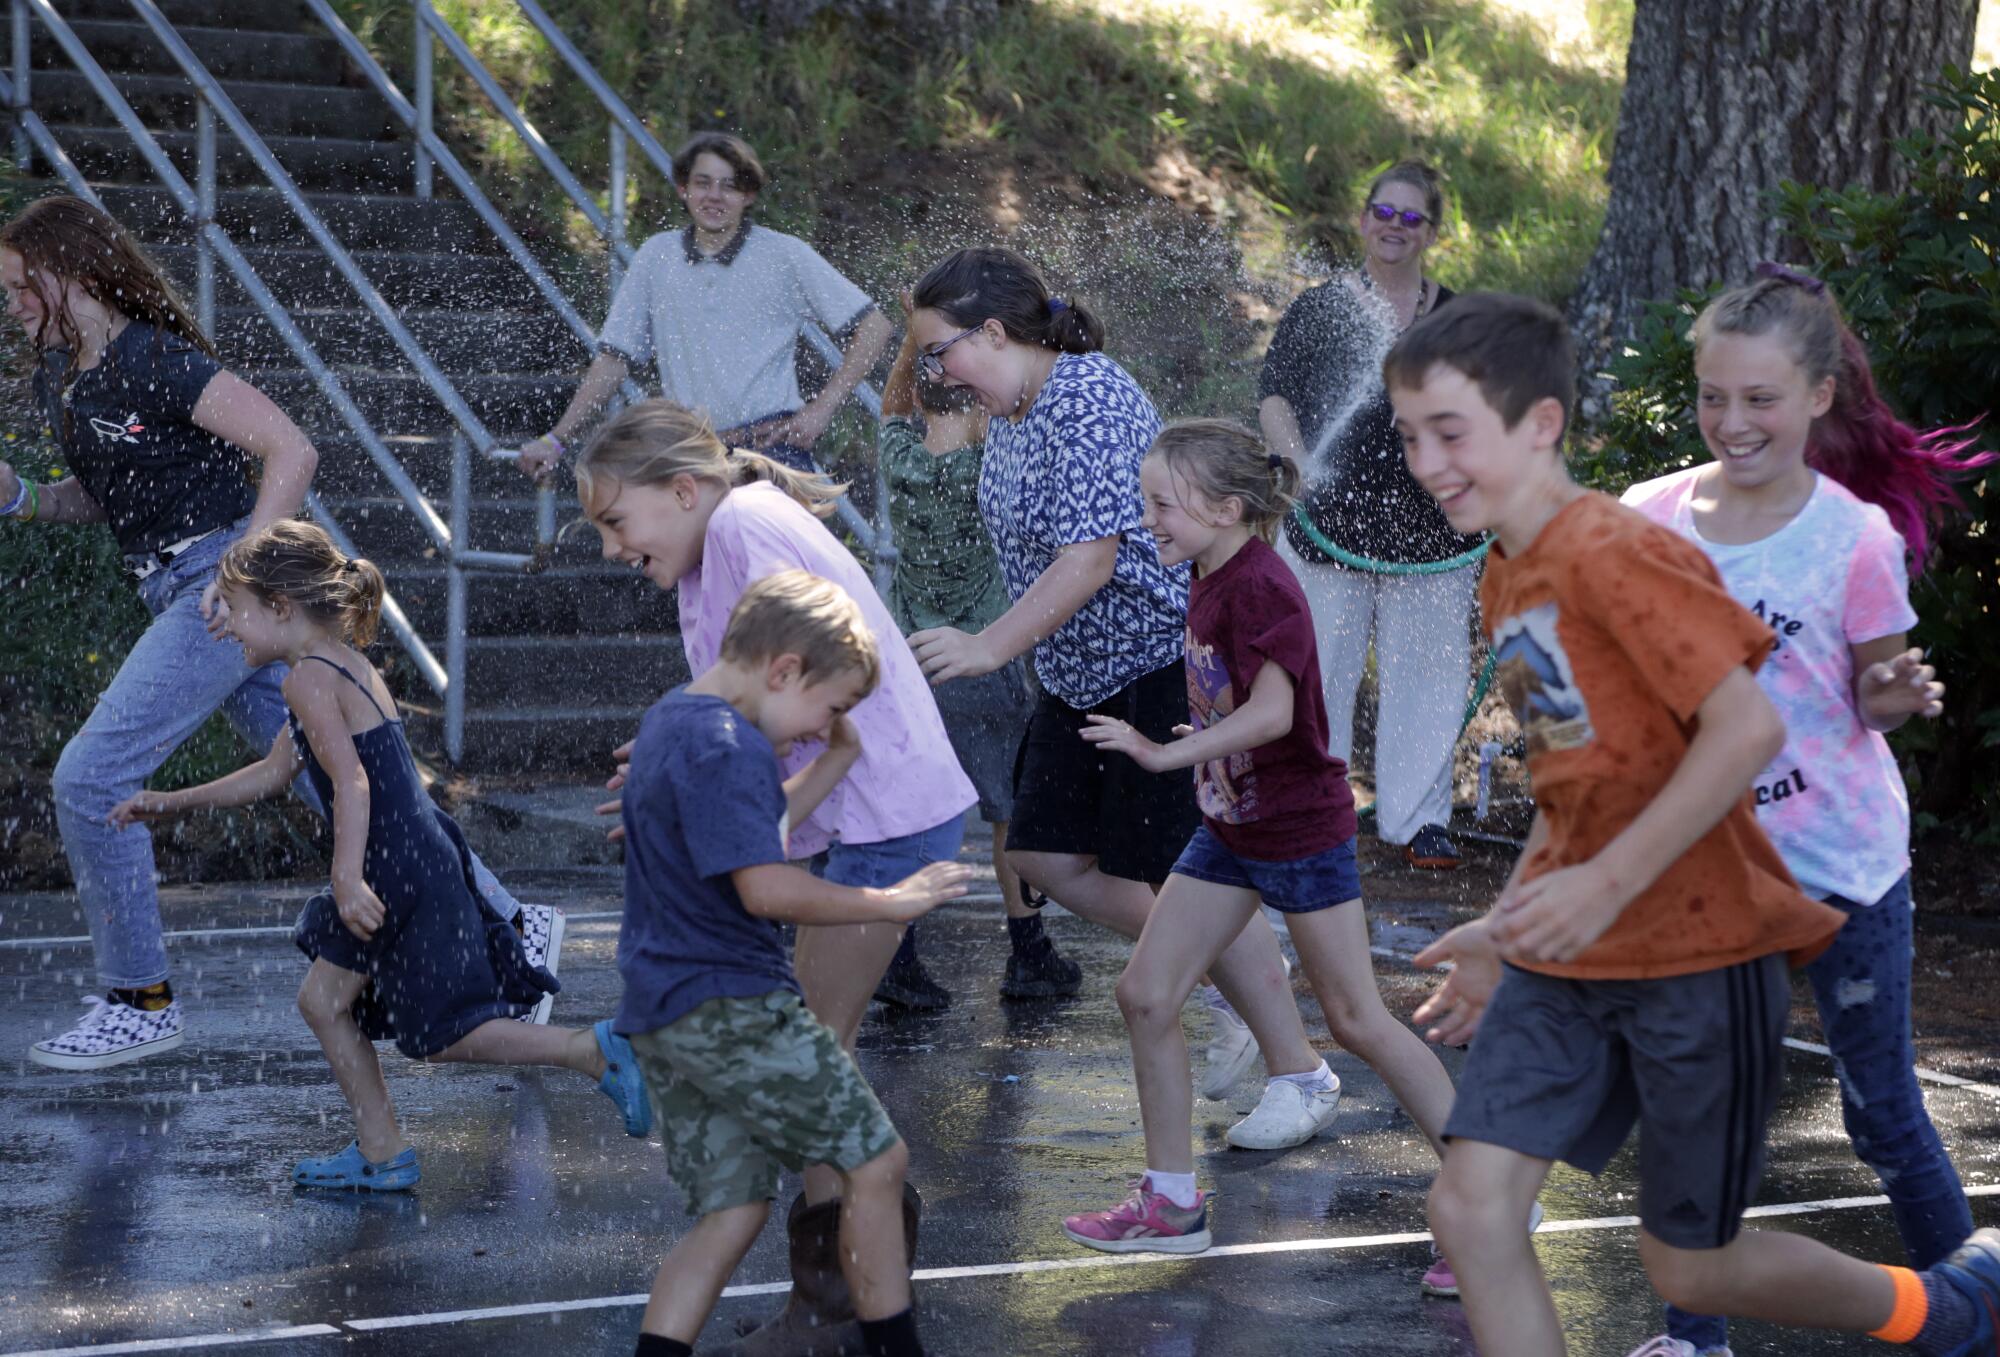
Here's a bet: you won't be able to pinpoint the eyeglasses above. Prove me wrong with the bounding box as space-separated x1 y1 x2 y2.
917 324 980 380
1368 202 1435 228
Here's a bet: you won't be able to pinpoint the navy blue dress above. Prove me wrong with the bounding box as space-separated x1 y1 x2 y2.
289 656 556 1058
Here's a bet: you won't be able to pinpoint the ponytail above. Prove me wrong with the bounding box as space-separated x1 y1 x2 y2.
1693 271 1994 569
913 246 1105 355
217 519 385 648
575 399 847 521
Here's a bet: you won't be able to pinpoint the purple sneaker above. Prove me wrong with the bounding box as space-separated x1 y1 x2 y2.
1063 1177 1213 1255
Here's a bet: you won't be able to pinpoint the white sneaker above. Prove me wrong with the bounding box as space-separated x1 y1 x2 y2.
1199 1001 1259 1100
1225 1072 1342 1149
1621 1340 1723 1357
513 905 565 1025
30 996 185 1070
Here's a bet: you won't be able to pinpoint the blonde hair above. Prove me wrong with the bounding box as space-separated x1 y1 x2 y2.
574 400 846 520
1149 419 1302 545
719 570 880 695
218 519 385 648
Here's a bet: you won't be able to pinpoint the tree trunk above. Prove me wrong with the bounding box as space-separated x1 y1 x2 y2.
1570 0 1978 404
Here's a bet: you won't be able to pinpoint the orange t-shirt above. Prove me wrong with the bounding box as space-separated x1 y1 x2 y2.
1480 493 1843 980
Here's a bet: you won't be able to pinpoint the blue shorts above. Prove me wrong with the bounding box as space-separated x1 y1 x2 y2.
1169 826 1361 914
811 815 967 889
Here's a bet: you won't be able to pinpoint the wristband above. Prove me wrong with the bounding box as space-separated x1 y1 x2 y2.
543 432 566 456
22 479 39 522
0 478 25 518
5 479 36 522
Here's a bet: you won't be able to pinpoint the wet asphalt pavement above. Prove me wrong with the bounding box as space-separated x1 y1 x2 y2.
2 837 1997 1357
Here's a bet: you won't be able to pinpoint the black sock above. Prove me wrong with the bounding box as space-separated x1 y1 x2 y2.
632 1334 692 1357
110 981 172 1012
858 1307 924 1357
1006 912 1046 953
1909 1266 1976 1355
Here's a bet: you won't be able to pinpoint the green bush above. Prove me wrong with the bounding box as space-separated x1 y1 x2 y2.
1588 66 2000 842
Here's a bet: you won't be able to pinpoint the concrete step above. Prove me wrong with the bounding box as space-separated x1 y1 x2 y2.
379 563 679 636
148 241 536 311
306 432 572 499
402 703 659 774
30 70 395 140
98 185 505 256
215 305 590 377
50 123 411 193
30 20 352 86
320 495 598 566
59 0 311 30
254 369 573 439
462 634 688 707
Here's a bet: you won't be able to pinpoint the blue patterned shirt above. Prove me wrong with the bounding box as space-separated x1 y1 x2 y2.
978 352 1187 708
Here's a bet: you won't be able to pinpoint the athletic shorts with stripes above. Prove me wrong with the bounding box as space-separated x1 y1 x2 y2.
1442 954 1788 1249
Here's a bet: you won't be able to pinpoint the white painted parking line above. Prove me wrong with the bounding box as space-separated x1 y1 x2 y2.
11 1186 1996 1354
1781 1037 2000 1098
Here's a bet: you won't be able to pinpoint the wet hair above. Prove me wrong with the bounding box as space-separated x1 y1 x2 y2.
720 569 880 695
1364 160 1445 226
910 246 1104 354
218 519 386 649
1 195 214 439
671 132 766 197
1692 272 1993 567
574 399 846 521
1382 292 1575 442
1148 419 1301 546
915 370 979 416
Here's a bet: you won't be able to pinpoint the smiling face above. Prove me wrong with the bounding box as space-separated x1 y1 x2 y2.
1694 330 1833 494
221 582 297 667
907 307 1037 419
1392 362 1564 543
585 473 710 591
1139 454 1230 569
755 660 872 756
1359 178 1437 270
676 151 753 239
1 247 59 347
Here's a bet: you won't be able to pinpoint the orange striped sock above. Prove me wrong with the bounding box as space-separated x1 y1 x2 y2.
1870 1265 1929 1345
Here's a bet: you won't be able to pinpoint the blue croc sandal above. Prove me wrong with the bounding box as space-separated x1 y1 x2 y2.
292 1140 420 1192
595 1019 651 1138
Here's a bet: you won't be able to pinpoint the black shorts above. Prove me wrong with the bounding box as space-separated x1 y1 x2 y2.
1007 661 1201 885
1443 955 1788 1250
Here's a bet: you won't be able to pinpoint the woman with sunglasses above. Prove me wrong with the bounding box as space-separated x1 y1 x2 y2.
1258 160 1481 872
904 248 1341 1151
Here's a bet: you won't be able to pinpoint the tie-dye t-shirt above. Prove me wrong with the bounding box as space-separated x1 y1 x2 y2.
1622 468 1916 905
1480 493 1842 980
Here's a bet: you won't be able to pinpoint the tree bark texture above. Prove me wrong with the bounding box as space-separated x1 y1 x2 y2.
1570 0 1977 394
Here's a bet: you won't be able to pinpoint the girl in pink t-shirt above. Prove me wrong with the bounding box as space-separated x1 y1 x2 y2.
1620 267 1992 1357
574 399 975 1352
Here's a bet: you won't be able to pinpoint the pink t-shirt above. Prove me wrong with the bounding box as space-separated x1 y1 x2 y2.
1622 467 1916 904
678 481 976 856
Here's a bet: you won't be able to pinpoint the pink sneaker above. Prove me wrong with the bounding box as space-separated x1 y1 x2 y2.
1421 1245 1459 1297
1063 1177 1213 1255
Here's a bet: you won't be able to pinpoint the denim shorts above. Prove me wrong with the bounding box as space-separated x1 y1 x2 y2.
1169 825 1361 914
811 814 967 889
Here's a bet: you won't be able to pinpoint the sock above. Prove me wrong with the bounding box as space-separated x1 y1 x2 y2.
1890 1264 1974 1354
858 1307 924 1357
1200 984 1233 1016
1274 1060 1336 1094
110 981 172 1012
632 1334 693 1357
1006 912 1046 953
1143 1169 1200 1209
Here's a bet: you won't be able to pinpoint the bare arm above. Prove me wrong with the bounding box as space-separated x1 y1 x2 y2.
286 670 374 902
759 309 896 449
191 370 318 533
1258 395 1307 465
519 351 631 479
1852 634 1943 733
909 536 1119 684
110 725 304 825
0 461 108 524
1083 660 1295 773
879 324 919 420
782 718 860 826
732 858 971 927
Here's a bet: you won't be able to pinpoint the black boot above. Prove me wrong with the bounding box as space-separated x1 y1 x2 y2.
710 1184 922 1357
872 941 952 1012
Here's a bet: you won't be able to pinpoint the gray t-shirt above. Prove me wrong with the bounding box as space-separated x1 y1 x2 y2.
613 688 796 1037
598 224 874 432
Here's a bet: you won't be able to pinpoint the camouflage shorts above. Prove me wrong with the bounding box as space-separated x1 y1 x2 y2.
628 991 902 1218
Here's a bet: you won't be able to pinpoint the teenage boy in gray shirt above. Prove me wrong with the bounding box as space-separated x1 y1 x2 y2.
520 133 892 477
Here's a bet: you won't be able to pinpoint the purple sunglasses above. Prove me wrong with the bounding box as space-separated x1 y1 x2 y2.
1368 202 1435 228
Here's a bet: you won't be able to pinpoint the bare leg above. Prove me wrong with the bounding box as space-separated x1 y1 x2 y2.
296 958 404 1163
1008 849 1153 937
1287 899 1456 1155
836 1140 915 1321
796 919 906 1205
1117 876 1264 1175
639 1200 770 1342
1429 1139 1561 1353
1639 1229 1899 1335
430 1019 604 1080
994 822 1033 921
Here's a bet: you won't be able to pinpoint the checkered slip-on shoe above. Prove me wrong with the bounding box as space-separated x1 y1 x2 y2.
512 905 565 1025
30 995 185 1070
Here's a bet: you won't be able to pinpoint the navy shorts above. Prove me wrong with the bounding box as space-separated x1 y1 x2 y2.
1170 826 1361 913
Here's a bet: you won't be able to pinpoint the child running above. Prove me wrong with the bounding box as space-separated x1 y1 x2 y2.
1618 266 1989 1357
1394 292 2000 1356
616 570 970 1357
1061 420 1460 1272
872 303 1080 1008
109 520 651 1190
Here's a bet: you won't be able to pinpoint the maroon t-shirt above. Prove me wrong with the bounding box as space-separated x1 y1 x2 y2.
1185 537 1357 859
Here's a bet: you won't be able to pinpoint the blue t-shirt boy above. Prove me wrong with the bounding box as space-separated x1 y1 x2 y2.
613 687 797 1037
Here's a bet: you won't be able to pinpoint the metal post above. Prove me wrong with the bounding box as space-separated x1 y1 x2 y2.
11 0 29 170
413 0 434 199
195 100 215 335
607 120 626 296
446 432 470 765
